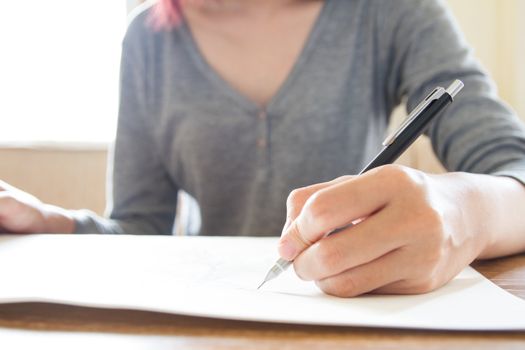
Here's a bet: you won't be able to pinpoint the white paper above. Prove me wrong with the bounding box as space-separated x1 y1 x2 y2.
0 234 524 330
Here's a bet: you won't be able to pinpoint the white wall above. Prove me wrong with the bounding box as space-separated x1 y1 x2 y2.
447 0 525 120
0 148 107 215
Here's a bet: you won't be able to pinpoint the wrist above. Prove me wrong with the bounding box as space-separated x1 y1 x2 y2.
443 172 525 259
42 204 75 233
431 172 495 260
478 174 525 258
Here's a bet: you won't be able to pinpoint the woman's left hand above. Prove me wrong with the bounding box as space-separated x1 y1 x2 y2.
278 165 524 297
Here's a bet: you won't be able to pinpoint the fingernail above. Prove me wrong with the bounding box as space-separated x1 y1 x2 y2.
278 238 297 260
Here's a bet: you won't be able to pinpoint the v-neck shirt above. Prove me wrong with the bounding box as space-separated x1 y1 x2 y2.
74 0 525 235
180 0 331 114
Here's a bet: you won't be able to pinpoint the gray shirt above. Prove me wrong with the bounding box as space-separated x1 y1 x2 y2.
74 0 525 236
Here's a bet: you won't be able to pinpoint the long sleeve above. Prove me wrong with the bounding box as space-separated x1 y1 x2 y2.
382 0 525 183
72 22 179 235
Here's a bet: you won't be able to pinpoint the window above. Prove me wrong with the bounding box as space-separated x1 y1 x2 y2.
0 1 127 145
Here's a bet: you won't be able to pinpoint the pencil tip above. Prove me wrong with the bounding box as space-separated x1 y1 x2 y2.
257 280 266 290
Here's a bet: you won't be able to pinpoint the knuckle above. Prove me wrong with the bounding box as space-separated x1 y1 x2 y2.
334 175 353 183
409 246 445 283
303 191 331 227
419 207 447 243
286 188 310 221
426 206 446 228
318 274 359 298
378 165 426 193
315 242 344 276
285 220 313 252
378 164 410 181
287 188 307 207
0 193 17 209
425 246 446 268
409 277 441 294
407 196 446 240
293 261 309 281
286 219 301 238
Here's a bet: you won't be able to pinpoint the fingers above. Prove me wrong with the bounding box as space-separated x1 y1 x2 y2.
315 248 409 297
0 192 20 233
279 170 394 261
293 206 408 281
278 176 353 259
0 190 44 233
277 176 349 259
281 176 352 235
281 183 326 235
372 280 435 295
278 165 465 297
0 191 14 217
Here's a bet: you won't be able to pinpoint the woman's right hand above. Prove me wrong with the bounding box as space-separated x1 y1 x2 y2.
0 180 75 234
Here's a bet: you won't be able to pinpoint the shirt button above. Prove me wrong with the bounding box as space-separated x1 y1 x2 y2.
258 110 267 120
257 138 267 148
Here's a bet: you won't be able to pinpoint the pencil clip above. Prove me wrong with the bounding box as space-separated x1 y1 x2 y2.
382 87 445 146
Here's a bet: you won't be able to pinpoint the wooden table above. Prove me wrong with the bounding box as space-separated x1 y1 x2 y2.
1 255 524 349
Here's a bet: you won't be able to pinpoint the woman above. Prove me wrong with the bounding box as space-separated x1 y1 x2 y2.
1 0 525 297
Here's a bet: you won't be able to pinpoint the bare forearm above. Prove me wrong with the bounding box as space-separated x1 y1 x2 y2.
42 204 76 234
462 174 525 259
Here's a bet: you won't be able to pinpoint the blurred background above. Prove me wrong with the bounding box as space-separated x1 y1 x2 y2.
0 0 524 216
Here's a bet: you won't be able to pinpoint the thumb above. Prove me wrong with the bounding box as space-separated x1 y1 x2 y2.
279 176 353 258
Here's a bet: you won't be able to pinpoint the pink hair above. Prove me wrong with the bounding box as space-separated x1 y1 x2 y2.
149 0 183 30
150 0 210 30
